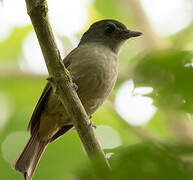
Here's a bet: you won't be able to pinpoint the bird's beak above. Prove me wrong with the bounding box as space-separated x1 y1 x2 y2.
122 30 142 39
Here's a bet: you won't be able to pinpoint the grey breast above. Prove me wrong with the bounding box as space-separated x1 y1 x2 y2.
68 43 118 115
43 43 118 123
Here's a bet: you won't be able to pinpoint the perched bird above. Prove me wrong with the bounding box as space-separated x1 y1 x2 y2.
13 19 142 180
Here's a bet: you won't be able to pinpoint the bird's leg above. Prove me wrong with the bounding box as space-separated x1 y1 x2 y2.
89 115 96 128
88 121 97 129
72 115 96 130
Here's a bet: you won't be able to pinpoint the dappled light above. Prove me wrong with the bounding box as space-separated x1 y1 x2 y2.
0 93 13 131
48 0 90 36
1 131 29 164
0 0 30 42
115 80 157 126
20 32 65 75
140 0 193 36
95 125 122 149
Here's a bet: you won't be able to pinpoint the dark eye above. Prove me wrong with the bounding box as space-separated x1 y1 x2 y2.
105 24 116 34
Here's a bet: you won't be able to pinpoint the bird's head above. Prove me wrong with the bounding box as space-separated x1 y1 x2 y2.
79 19 142 54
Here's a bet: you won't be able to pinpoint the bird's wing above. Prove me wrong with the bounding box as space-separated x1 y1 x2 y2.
28 48 77 134
27 83 52 134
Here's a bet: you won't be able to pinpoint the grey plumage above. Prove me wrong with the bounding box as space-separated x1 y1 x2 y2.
13 19 142 180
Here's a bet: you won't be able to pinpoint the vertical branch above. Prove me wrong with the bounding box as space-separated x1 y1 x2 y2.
25 0 110 168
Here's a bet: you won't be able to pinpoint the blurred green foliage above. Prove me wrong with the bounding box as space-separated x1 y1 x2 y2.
77 142 193 180
133 50 193 113
0 26 32 61
1 0 193 180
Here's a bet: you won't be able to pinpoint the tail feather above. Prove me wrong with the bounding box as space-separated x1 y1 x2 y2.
13 132 48 180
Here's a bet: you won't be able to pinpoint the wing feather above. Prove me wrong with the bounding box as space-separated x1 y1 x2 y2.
28 48 77 134
28 83 52 134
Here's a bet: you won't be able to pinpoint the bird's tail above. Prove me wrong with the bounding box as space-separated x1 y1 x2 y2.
12 132 48 180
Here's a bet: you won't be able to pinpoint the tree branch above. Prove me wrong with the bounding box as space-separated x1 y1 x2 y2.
25 0 110 168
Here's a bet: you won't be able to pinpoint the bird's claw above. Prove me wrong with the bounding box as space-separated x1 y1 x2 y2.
88 121 97 129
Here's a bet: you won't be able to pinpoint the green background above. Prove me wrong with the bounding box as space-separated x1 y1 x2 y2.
1 0 193 179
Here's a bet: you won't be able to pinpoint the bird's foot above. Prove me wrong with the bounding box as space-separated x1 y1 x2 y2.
89 121 97 129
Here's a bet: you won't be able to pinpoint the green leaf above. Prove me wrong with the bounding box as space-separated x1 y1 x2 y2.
77 142 193 180
132 50 193 113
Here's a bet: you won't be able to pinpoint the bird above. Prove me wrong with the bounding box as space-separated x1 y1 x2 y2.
13 19 142 180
